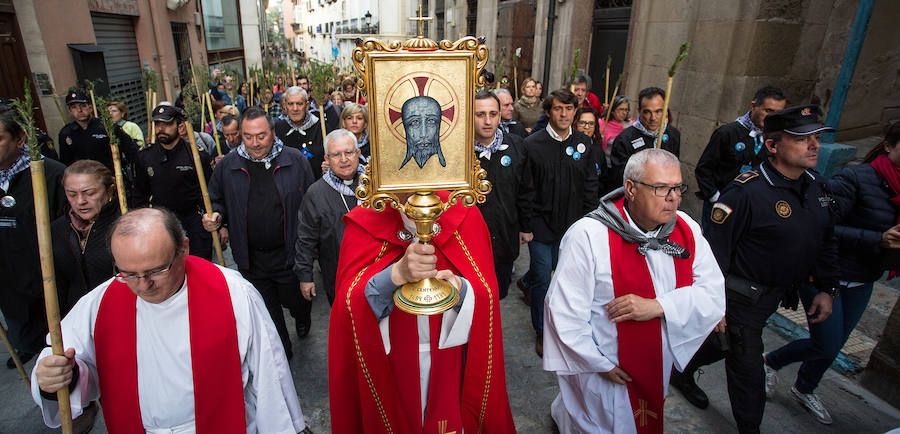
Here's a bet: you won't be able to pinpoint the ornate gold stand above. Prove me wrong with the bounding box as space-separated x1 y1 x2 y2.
393 192 460 315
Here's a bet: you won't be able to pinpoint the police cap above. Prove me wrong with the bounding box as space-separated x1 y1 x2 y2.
65 90 90 105
151 104 185 123
763 105 835 136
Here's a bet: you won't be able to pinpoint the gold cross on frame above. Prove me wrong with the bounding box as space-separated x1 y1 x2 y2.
408 4 433 37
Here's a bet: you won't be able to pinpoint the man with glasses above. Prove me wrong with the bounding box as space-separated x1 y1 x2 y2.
31 207 307 432
685 106 839 434
543 148 725 433
203 106 315 358
493 88 527 139
520 88 599 356
134 104 214 261
609 87 682 183
294 129 362 306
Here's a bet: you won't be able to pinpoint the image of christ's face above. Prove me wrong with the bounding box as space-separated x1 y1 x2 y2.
400 96 445 169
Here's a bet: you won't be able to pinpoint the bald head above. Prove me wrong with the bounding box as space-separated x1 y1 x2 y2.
110 208 189 304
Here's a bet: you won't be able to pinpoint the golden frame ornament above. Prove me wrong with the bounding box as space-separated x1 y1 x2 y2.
352 31 491 315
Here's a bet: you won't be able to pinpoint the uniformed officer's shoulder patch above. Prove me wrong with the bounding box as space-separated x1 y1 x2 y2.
710 202 733 224
734 170 759 184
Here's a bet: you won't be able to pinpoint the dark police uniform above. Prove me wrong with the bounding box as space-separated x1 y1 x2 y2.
58 91 138 170
680 106 840 434
695 120 766 230
133 105 214 260
274 115 324 180
475 131 535 299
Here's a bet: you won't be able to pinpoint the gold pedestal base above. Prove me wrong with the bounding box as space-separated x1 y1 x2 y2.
393 277 460 315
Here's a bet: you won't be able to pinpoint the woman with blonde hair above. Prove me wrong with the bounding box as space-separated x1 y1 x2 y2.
340 103 370 162
106 101 145 149
513 77 542 133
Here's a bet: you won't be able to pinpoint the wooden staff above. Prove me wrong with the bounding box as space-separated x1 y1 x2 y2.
599 73 624 146
513 47 521 100
109 139 128 215
10 82 74 433
204 92 223 156
145 89 153 137
190 64 206 129
656 43 690 149
604 55 612 107
88 89 98 118
183 122 225 266
150 91 158 139
249 76 255 108
0 321 29 390
319 99 328 143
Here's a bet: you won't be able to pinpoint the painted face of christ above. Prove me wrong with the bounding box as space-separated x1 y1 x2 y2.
400 96 445 169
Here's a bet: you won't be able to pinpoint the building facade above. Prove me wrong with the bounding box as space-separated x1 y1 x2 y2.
3 0 263 138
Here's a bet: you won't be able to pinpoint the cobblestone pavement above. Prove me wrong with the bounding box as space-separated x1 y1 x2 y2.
2 247 899 433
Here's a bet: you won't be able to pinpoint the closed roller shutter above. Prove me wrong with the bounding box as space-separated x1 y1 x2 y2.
91 12 147 132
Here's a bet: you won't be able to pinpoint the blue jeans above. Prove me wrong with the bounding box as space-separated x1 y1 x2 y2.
766 282 874 393
524 239 560 334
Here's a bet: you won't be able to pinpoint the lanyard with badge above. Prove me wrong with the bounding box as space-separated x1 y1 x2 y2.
0 195 17 228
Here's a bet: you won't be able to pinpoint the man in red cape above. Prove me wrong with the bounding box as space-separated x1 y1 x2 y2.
329 191 516 433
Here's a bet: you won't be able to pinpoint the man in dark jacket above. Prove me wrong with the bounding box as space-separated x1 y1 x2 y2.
521 88 599 356
204 107 315 359
493 89 527 139
473 91 535 299
294 129 361 306
609 87 681 183
275 86 325 179
134 104 214 260
694 86 786 231
0 106 67 367
58 90 139 174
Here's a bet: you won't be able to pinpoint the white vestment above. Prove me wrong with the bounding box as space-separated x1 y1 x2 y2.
543 210 725 434
31 265 306 434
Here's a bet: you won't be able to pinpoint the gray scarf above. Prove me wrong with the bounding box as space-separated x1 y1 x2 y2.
586 188 690 258
323 164 365 197
632 119 667 139
237 136 285 169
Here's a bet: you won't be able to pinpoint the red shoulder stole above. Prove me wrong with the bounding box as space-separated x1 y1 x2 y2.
94 256 246 433
608 198 694 434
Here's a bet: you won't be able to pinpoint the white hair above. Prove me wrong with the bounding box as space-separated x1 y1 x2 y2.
324 128 359 155
622 148 680 186
283 86 308 101
492 88 512 99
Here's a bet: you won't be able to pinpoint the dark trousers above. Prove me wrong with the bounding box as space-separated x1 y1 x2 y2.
180 212 212 261
240 248 310 355
682 287 785 434
494 259 513 300
767 283 873 393
1 292 47 355
523 239 560 335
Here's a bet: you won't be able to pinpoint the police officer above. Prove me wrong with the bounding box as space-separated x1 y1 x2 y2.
671 105 839 434
694 86 786 231
58 89 138 171
472 90 535 299
133 104 214 260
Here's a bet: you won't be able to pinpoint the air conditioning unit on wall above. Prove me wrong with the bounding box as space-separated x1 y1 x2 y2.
167 0 189 11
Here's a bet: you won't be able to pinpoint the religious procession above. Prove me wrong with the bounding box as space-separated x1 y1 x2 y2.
1 0 899 433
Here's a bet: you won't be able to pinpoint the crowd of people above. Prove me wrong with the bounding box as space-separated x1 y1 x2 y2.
0 64 897 434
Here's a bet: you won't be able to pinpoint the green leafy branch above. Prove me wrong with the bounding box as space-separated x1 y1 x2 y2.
668 42 690 77
8 79 39 160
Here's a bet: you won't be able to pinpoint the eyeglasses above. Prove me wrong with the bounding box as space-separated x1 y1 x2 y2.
326 150 358 159
633 181 688 197
577 120 596 127
114 252 178 283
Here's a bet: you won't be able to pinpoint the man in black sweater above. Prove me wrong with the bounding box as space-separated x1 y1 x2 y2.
609 87 681 184
694 86 786 231
274 87 325 179
521 89 599 356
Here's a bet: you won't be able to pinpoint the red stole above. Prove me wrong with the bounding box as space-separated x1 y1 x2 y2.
94 256 247 433
608 198 694 434
388 250 464 434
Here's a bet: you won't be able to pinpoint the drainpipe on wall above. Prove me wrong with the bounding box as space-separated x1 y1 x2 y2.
821 0 875 143
541 0 557 87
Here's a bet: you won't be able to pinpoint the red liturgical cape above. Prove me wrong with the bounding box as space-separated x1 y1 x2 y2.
608 197 694 434
94 256 247 433
328 192 516 434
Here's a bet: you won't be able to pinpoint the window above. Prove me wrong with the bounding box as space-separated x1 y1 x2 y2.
202 0 242 51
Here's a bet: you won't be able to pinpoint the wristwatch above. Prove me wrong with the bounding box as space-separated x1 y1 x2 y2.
820 287 840 298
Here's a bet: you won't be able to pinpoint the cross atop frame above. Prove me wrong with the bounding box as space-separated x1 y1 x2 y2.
408 4 433 38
